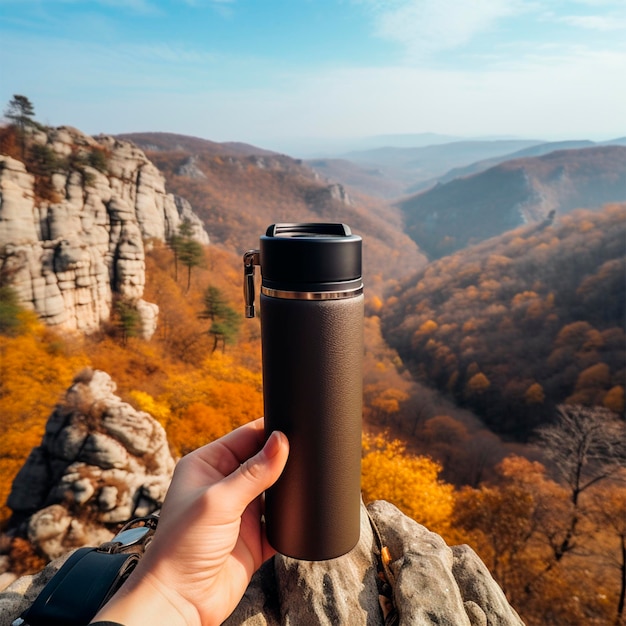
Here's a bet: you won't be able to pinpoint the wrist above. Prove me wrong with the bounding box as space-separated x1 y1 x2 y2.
91 568 201 626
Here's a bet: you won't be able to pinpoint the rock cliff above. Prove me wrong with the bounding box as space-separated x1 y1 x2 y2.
0 126 208 336
3 368 174 565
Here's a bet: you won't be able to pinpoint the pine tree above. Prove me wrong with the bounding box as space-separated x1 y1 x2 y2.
169 220 203 290
199 286 241 353
4 95 35 159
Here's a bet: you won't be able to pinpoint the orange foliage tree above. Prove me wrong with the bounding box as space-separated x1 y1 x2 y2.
361 432 455 539
0 317 88 521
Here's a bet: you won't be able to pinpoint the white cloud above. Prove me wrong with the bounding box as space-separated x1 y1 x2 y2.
560 14 626 31
357 0 527 57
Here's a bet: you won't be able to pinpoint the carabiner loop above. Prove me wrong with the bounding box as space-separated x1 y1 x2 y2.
243 250 260 318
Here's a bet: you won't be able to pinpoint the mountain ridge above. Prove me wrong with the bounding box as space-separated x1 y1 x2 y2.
398 145 626 259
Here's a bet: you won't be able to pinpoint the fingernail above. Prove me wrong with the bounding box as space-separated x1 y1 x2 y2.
264 431 285 458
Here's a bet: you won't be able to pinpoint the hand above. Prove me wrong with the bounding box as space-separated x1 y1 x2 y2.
91 417 289 626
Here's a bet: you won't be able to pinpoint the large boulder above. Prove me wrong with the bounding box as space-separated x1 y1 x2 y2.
226 499 524 626
4 369 175 561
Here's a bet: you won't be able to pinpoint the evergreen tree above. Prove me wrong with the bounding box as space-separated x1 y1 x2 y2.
179 240 203 292
4 95 35 159
114 299 141 345
169 220 203 290
0 286 24 336
199 286 241 353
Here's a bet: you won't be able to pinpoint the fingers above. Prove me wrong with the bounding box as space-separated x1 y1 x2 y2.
214 430 289 514
179 418 267 486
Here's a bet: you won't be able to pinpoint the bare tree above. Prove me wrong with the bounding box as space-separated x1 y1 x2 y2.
533 404 626 569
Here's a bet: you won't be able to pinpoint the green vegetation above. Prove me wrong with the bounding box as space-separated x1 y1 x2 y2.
2 95 110 199
113 298 142 345
4 94 35 159
199 285 241 353
168 219 204 291
0 286 27 336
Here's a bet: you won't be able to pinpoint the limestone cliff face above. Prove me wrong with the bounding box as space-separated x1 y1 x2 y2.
0 126 208 336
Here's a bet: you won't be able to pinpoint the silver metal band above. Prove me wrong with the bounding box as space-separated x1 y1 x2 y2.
261 285 363 301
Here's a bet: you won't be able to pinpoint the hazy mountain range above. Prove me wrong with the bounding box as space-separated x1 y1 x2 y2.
399 145 626 259
307 136 626 200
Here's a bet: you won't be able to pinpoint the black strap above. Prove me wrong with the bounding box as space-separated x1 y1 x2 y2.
20 547 139 626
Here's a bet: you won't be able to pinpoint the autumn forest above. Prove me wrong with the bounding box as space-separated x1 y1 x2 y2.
1 116 625 626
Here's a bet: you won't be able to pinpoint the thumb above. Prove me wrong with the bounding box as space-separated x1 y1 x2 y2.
220 430 289 512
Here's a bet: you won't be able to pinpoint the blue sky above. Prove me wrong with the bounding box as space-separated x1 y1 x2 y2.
1 0 625 154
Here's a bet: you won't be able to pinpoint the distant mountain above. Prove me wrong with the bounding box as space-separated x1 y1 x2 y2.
398 145 626 260
263 132 466 158
119 132 427 292
306 158 408 199
116 132 277 158
410 140 596 193
381 203 626 439
352 132 464 149
307 139 543 199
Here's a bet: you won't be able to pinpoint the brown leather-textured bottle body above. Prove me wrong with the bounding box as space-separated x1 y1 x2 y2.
261 293 363 560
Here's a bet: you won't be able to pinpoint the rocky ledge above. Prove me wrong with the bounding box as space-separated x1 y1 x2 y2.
0 499 523 626
0 126 208 336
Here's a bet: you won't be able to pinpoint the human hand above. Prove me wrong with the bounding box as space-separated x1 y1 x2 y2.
91 417 289 626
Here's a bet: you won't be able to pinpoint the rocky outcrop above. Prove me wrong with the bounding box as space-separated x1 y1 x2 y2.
3 368 174 562
0 500 524 626
0 126 209 336
225 499 524 625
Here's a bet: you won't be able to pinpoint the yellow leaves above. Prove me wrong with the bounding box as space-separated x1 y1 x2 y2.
367 295 383 313
511 290 539 307
465 372 490 397
167 403 234 457
462 320 476 333
578 219 595 233
485 254 513 270
525 382 545 405
413 319 438 346
0 324 89 521
418 319 438 334
576 362 611 389
361 432 454 536
370 388 409 417
603 385 624 413
129 390 171 426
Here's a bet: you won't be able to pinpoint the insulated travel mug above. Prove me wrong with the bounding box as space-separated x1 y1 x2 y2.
243 223 363 560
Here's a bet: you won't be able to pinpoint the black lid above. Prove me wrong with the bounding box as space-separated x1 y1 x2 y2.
260 223 362 290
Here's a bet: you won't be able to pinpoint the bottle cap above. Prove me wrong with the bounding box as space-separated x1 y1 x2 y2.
260 223 362 292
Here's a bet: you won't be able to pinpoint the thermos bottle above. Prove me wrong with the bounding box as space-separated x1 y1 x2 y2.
243 223 363 560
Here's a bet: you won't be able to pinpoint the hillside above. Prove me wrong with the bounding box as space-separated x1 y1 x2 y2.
120 132 426 294
412 139 596 192
398 145 626 260
381 203 626 439
307 139 542 199
117 132 278 158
